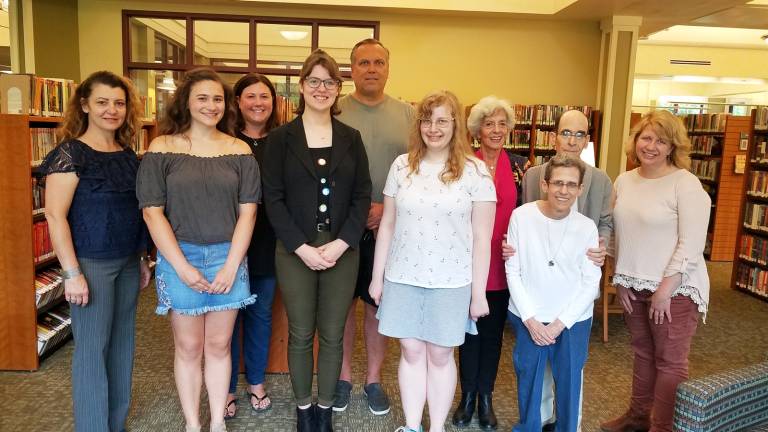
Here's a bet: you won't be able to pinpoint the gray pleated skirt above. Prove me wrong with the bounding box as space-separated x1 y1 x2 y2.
377 279 478 347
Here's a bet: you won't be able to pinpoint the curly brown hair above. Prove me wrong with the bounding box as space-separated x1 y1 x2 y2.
159 68 237 136
58 71 142 149
408 90 477 184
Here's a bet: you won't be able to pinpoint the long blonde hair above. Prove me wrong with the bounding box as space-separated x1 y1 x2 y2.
408 90 475 183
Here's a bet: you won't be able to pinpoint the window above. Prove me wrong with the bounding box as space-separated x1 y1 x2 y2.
124 11 378 119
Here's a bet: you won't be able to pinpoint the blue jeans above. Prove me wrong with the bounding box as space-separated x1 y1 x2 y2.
508 312 592 432
229 274 277 393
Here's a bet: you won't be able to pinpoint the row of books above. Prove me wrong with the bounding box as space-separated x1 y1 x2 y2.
511 129 531 145
0 74 77 117
743 202 768 231
747 171 768 198
275 96 295 126
690 135 722 156
31 127 57 164
37 303 71 356
533 155 552 166
756 107 768 130
751 138 768 163
513 104 535 125
534 128 555 150
130 127 150 155
738 234 768 266
734 263 768 299
32 177 45 213
33 220 54 263
690 159 720 181
36 267 63 309
679 113 727 133
534 105 593 127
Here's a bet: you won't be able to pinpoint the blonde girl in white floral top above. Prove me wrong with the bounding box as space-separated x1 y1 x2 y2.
368 90 496 432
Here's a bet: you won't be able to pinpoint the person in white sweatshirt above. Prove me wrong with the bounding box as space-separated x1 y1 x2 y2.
505 154 601 432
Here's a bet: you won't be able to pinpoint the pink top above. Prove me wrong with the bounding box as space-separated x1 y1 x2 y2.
476 149 518 291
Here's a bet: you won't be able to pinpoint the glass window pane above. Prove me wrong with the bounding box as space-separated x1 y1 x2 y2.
318 26 374 70
193 20 249 67
129 17 186 64
129 69 183 122
256 24 312 71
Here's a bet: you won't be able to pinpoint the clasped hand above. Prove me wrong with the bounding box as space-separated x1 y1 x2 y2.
296 239 349 271
524 318 565 346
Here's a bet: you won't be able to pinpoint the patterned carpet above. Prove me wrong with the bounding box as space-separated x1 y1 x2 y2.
1 262 767 432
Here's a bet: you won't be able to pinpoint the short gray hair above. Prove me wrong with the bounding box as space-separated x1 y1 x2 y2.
467 95 516 139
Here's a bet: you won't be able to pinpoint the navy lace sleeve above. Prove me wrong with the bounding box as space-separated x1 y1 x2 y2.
38 140 87 179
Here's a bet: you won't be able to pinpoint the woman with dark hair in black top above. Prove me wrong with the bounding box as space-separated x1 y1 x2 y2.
224 73 280 419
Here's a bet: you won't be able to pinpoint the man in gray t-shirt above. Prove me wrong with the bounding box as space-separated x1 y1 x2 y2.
332 38 414 416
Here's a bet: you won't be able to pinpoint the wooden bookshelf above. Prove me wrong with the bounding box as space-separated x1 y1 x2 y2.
731 107 768 302
0 113 157 370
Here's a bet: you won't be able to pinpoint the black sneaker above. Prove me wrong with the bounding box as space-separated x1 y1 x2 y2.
363 383 390 415
332 380 352 412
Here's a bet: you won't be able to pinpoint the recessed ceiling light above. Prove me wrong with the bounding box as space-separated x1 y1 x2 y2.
280 30 308 41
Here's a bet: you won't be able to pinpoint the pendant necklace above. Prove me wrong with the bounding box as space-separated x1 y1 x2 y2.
546 214 570 267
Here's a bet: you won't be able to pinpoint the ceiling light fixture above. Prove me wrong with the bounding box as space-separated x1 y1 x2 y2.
280 30 308 41
157 73 176 92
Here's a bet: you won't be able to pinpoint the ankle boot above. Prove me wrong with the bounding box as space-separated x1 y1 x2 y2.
296 405 315 432
316 405 333 432
600 409 650 432
451 391 477 427
477 393 497 430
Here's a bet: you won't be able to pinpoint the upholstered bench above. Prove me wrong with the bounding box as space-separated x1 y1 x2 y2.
674 360 768 431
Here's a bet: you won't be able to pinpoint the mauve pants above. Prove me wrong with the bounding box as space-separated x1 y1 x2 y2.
624 290 700 432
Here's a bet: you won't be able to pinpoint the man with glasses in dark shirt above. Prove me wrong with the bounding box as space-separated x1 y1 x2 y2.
520 109 613 431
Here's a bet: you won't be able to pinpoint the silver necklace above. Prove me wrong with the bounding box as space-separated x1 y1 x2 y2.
545 215 570 267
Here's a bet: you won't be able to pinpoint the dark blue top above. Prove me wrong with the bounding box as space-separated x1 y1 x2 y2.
39 139 147 259
237 131 276 276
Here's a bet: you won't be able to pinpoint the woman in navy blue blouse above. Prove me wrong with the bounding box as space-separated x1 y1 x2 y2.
41 71 151 432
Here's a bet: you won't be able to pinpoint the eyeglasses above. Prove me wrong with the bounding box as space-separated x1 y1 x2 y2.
304 77 340 90
481 121 509 130
419 117 454 129
558 130 588 141
547 180 580 192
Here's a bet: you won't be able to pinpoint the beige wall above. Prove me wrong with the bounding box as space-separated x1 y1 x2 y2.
77 0 601 106
33 0 79 80
635 44 768 79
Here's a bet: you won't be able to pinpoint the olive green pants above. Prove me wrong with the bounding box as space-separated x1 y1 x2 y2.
275 232 359 406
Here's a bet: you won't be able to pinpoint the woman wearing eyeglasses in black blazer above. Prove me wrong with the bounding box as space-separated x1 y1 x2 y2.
261 49 371 432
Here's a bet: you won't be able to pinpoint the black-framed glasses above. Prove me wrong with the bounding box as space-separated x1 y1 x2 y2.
304 77 340 90
558 130 588 141
419 117 454 129
547 180 580 192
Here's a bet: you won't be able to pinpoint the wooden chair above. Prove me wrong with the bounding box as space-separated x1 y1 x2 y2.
595 256 624 342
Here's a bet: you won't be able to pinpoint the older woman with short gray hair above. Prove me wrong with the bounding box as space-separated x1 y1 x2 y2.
452 95 528 430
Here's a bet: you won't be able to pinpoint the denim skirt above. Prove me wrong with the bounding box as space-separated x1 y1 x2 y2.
155 241 256 316
377 279 477 347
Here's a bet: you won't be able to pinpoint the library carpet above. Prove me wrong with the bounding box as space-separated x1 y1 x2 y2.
1 262 767 432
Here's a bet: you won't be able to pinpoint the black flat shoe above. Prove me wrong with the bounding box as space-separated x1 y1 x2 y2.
296 405 315 432
316 405 333 432
451 391 477 427
478 392 498 430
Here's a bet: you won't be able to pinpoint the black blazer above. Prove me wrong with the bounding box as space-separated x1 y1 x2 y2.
262 116 372 253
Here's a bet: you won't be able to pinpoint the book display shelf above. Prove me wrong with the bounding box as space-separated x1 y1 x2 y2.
0 113 157 370
732 107 768 302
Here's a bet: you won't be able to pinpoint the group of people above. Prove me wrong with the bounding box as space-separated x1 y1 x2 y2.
39 37 711 432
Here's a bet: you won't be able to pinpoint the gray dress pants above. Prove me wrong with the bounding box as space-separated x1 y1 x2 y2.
71 255 140 432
